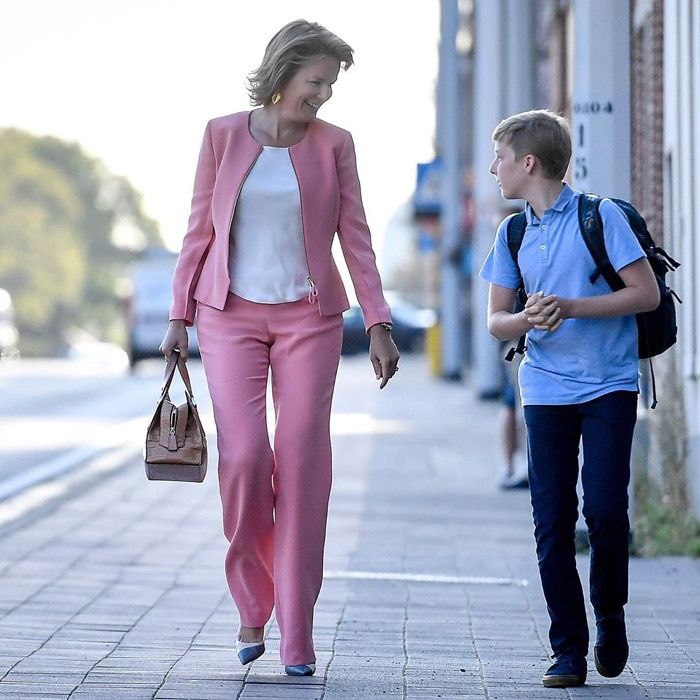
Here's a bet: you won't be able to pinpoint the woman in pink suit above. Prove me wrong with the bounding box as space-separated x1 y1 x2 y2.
160 20 399 676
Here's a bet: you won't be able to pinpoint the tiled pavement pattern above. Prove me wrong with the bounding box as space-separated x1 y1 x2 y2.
0 356 699 699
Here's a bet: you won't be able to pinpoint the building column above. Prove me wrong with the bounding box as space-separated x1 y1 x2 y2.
573 0 635 525
572 0 632 199
471 0 535 397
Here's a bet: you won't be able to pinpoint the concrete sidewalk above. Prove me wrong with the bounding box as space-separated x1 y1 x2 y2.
0 355 698 699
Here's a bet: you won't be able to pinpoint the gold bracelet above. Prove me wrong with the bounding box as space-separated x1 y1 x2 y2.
367 322 392 335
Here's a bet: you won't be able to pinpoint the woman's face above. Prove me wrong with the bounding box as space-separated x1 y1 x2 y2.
278 55 341 123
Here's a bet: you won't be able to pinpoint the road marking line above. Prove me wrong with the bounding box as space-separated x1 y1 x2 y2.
0 417 145 503
323 570 528 587
0 441 143 527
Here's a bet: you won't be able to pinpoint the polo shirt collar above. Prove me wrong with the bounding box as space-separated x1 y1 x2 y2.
525 183 575 224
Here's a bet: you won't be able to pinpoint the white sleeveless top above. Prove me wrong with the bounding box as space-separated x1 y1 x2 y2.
228 146 309 303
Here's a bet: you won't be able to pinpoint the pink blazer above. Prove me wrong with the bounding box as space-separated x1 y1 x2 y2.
169 111 391 330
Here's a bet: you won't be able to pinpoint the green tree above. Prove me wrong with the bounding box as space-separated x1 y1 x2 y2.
0 128 163 355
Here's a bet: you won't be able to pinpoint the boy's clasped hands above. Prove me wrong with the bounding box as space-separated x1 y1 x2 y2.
524 291 564 332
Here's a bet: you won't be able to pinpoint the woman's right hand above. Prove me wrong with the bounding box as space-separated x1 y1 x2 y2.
159 320 189 361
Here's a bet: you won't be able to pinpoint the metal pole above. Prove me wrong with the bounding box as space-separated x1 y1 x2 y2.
471 0 506 397
439 0 463 380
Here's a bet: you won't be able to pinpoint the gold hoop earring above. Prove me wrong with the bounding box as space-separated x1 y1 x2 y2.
271 93 281 105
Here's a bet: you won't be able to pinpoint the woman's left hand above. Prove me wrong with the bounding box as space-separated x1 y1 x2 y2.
368 324 400 389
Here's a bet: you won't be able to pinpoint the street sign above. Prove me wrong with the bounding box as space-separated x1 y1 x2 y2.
413 158 442 217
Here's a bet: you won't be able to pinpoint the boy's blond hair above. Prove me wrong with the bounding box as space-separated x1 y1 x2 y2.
492 110 571 180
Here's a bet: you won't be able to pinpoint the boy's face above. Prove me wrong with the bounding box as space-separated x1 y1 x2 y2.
489 140 529 199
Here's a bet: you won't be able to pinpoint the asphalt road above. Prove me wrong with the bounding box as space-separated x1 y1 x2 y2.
0 356 213 502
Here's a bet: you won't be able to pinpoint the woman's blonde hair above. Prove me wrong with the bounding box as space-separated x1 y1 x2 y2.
248 20 354 106
492 110 572 180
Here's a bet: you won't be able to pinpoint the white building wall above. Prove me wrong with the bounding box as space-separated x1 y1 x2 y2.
664 0 700 516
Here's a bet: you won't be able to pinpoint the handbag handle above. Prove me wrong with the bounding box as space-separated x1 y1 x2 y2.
161 350 196 402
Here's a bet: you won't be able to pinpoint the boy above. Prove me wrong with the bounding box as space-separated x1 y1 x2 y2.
480 110 659 688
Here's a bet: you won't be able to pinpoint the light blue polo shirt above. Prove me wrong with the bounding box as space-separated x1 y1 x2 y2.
480 184 646 406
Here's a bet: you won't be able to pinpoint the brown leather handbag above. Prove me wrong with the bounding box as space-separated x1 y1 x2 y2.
144 351 207 482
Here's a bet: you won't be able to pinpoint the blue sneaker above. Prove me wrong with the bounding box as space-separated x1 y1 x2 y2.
284 663 316 676
542 655 587 687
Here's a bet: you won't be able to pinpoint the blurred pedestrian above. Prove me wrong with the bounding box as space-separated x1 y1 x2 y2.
497 206 529 491
480 110 659 688
160 19 399 677
497 342 528 489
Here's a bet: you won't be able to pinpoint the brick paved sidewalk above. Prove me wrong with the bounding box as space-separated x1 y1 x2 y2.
0 355 698 699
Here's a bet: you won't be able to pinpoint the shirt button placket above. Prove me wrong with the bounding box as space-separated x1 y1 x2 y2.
540 221 548 262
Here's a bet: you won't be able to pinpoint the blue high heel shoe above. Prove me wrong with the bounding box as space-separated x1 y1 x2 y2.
284 663 316 676
236 635 265 665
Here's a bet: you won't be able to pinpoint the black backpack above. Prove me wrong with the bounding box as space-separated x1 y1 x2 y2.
505 194 681 408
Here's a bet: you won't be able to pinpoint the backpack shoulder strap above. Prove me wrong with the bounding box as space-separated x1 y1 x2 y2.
577 193 624 291
503 211 528 363
505 211 527 285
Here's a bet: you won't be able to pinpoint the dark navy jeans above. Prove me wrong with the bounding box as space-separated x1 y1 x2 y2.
523 390 637 658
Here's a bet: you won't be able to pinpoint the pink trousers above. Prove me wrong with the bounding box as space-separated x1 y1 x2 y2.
196 293 343 665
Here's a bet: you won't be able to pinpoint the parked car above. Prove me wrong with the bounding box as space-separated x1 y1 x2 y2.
125 248 199 366
341 291 437 355
0 288 19 359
